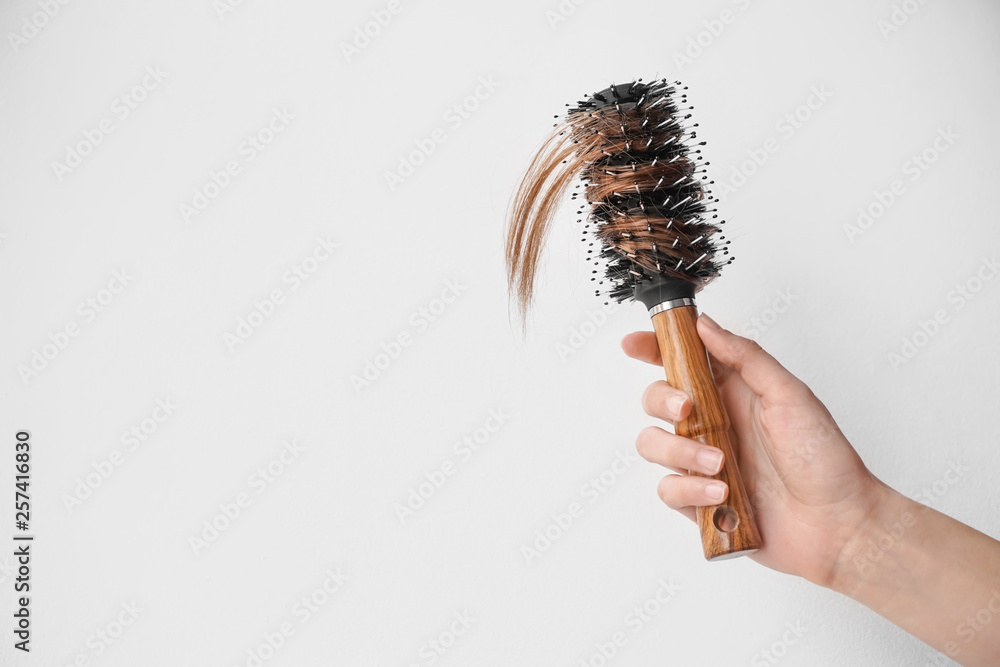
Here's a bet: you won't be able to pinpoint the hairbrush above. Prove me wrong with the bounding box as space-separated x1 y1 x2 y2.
506 78 761 561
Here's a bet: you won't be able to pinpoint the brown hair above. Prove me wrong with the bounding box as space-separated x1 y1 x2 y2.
505 123 599 319
506 83 726 322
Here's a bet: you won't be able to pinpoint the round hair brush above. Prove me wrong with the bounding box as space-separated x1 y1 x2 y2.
506 79 761 561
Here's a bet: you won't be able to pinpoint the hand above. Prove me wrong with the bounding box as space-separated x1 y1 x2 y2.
622 313 887 586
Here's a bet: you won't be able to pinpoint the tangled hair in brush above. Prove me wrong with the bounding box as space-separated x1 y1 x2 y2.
506 79 732 320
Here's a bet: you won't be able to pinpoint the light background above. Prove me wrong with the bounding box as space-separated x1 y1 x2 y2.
1 0 999 665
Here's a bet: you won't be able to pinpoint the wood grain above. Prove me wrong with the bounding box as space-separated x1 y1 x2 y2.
651 305 762 561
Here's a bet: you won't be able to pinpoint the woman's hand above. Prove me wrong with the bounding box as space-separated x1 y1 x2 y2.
624 314 1000 663
622 313 885 587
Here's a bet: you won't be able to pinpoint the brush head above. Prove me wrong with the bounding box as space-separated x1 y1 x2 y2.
565 79 731 305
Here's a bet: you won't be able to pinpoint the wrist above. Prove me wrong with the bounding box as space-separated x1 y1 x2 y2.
825 478 914 597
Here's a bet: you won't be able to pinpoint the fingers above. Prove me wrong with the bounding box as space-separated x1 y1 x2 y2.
657 474 728 515
623 317 808 405
696 314 808 402
623 319 806 404
636 426 724 475
621 331 661 366
641 381 691 423
637 427 727 523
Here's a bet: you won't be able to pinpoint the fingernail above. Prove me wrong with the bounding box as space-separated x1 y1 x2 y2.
668 395 687 417
696 448 724 473
700 314 721 331
705 482 727 502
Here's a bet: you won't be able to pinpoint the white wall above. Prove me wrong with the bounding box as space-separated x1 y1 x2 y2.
1 0 998 665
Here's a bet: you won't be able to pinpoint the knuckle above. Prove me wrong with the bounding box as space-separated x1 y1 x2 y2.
775 376 812 402
640 382 661 414
676 440 698 468
797 380 818 400
642 381 673 417
741 339 765 360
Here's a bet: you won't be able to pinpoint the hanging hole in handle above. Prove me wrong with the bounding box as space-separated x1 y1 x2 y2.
713 505 739 533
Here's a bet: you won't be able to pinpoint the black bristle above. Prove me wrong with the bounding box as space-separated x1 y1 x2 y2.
562 79 727 303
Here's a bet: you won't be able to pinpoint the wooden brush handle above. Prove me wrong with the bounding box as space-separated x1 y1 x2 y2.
650 305 762 561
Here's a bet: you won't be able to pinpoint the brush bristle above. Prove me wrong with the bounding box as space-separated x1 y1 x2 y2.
565 79 732 303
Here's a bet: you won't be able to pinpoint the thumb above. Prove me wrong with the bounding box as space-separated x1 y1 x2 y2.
696 313 806 403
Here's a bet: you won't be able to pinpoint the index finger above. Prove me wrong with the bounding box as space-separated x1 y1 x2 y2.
623 328 737 386
621 331 662 366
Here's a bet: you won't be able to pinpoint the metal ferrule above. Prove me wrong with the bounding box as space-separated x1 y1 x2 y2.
647 297 697 317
